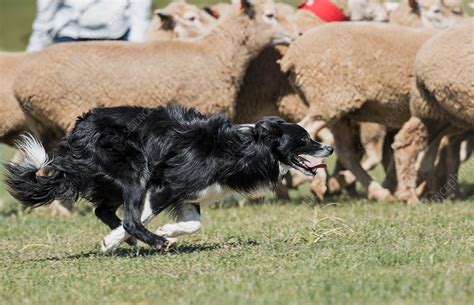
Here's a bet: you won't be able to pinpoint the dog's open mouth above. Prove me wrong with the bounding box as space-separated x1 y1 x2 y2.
291 154 327 175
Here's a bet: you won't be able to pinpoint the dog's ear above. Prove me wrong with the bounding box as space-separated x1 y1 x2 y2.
254 117 285 142
240 0 256 18
157 11 176 31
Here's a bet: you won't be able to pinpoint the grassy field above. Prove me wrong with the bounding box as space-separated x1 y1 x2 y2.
0 146 473 305
0 1 474 304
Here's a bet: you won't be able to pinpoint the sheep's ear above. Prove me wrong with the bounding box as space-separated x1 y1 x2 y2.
203 7 220 19
157 12 176 31
254 117 285 142
408 0 419 13
240 0 256 18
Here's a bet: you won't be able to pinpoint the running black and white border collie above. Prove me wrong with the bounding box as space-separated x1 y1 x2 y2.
6 105 333 252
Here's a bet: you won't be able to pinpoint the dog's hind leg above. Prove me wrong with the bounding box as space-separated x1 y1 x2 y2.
101 189 169 253
156 203 201 243
95 204 137 246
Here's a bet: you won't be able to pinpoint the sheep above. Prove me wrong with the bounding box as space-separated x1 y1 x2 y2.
347 0 389 21
0 52 30 146
146 1 217 41
144 2 312 124
392 21 474 205
390 0 465 29
0 51 75 217
280 22 437 201
13 0 293 151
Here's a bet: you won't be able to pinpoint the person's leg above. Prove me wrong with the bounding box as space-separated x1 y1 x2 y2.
52 36 77 44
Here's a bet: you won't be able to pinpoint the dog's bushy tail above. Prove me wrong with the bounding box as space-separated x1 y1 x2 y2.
5 134 75 208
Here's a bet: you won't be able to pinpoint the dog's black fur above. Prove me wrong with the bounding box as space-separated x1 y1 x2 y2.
6 105 333 248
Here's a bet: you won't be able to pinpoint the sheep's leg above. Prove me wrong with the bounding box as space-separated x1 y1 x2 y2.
342 123 385 187
426 136 449 199
331 118 394 201
275 173 292 200
393 117 448 205
331 124 365 194
156 203 201 245
360 123 385 172
360 140 383 172
381 130 398 194
327 161 344 195
393 117 429 205
298 116 332 200
460 134 474 162
289 169 312 188
441 134 465 200
298 116 329 142
309 169 328 201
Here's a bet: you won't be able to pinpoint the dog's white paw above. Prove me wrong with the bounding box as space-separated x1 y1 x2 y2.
101 238 117 254
101 228 128 253
165 237 178 250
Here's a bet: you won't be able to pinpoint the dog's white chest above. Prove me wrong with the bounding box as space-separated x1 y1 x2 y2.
196 184 234 205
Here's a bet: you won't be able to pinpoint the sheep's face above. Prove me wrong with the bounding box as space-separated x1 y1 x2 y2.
154 2 216 39
348 0 388 22
417 0 464 29
241 0 295 47
272 4 301 44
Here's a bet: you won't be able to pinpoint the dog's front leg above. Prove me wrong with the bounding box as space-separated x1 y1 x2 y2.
156 203 201 243
101 190 167 253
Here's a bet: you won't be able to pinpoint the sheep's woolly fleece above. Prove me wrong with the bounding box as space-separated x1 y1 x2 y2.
13 0 282 140
280 22 436 128
0 52 32 145
410 20 474 128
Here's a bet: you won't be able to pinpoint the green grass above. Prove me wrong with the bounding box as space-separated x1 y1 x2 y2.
0 1 474 304
0 199 473 305
0 143 473 305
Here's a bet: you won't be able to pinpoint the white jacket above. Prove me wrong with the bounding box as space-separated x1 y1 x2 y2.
27 0 151 51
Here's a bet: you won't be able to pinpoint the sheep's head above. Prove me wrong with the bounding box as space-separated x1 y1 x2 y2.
236 0 296 46
151 1 217 39
348 0 389 22
271 3 302 44
414 0 465 28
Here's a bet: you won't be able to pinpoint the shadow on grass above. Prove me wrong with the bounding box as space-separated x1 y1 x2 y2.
27 239 259 262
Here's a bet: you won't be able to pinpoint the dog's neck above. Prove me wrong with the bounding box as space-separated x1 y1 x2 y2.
217 124 282 193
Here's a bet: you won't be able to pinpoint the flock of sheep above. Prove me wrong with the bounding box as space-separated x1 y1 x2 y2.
0 0 473 216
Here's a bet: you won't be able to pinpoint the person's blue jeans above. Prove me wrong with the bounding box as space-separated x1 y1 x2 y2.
53 30 130 43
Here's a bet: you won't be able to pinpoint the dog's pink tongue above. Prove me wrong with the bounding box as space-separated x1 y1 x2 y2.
303 160 327 169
